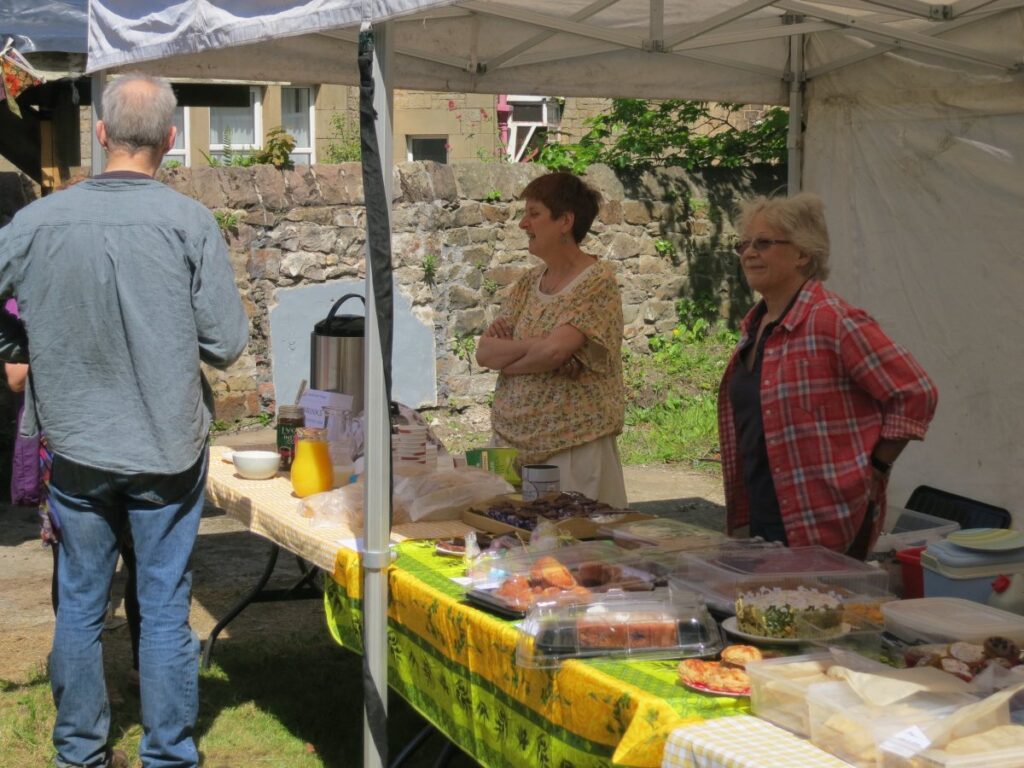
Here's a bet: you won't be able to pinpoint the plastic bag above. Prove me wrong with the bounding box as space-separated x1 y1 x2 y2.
394 466 513 522
297 481 412 530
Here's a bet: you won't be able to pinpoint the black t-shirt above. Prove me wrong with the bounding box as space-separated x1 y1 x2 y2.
727 293 801 543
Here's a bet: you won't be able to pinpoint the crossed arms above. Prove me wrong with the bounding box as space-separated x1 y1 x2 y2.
475 316 586 376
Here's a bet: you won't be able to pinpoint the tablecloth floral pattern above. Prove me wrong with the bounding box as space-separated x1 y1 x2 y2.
325 540 748 767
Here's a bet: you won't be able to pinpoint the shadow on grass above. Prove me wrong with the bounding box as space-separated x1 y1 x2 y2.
102 635 479 768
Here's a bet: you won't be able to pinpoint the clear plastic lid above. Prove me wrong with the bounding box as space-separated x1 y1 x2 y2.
669 545 890 612
465 541 659 617
606 518 727 550
515 588 723 668
882 597 1024 644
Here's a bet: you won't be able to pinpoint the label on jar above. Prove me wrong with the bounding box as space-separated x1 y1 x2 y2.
277 424 300 470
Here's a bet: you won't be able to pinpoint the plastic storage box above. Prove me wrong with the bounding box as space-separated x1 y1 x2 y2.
515 589 723 668
873 508 960 555
882 597 1024 644
747 650 891 737
606 518 726 551
895 546 927 599
807 680 978 767
668 545 890 614
920 538 1024 603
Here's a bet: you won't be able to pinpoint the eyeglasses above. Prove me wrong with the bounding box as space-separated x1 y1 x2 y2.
734 238 791 255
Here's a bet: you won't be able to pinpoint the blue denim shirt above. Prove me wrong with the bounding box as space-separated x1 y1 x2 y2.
0 177 249 475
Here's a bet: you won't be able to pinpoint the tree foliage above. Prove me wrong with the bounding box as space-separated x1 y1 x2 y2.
537 99 788 173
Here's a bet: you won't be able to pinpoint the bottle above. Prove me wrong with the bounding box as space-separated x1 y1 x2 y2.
291 427 334 498
276 404 305 470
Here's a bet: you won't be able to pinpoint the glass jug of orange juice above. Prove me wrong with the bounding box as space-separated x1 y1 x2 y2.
291 427 333 497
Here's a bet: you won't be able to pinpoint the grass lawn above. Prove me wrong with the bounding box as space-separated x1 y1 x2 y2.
0 636 477 768
619 319 738 469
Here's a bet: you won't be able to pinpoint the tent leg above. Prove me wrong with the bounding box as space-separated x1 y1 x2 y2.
362 20 395 768
786 32 805 194
387 725 435 768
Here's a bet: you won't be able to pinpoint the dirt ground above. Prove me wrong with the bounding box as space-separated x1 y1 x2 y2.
0 425 725 683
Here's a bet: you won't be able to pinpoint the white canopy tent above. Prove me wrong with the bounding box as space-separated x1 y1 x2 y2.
87 2 1024 765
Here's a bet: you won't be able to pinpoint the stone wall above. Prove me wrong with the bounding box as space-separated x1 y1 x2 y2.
0 162 783 423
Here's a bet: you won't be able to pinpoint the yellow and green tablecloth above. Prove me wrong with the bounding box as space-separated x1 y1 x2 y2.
325 540 749 768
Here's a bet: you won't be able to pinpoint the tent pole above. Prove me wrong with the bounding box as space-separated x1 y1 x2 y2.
90 73 106 175
363 21 394 768
787 32 804 194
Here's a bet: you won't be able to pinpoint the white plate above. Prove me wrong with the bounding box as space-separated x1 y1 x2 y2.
946 528 1024 552
721 616 850 645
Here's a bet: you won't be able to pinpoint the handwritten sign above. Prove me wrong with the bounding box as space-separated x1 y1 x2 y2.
299 389 354 428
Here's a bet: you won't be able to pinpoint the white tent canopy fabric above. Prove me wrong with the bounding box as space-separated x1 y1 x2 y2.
88 0 1023 102
88 0 1024 517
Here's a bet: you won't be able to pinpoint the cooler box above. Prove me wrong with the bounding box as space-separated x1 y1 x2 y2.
919 539 1024 604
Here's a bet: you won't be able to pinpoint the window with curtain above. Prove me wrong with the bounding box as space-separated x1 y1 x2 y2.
282 86 314 165
209 87 262 162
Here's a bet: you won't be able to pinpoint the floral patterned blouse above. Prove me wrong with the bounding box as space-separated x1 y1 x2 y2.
491 259 624 464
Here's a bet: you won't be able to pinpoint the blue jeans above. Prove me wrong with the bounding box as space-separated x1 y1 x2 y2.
49 452 207 768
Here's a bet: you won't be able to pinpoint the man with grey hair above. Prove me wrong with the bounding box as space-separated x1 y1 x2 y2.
0 73 248 768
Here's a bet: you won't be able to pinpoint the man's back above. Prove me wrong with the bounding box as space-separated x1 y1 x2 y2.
0 176 248 475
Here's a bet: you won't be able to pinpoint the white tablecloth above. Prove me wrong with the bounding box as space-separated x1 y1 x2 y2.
663 715 853 768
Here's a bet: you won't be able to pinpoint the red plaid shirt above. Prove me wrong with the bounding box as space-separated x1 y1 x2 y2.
718 280 938 552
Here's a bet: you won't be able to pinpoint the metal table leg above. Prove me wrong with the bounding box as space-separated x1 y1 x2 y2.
201 542 322 668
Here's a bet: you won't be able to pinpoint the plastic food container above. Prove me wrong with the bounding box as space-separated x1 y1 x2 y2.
879 693 1024 768
808 680 979 767
920 539 1024 603
872 508 960 555
668 545 890 614
747 650 892 737
464 541 655 617
606 518 726 551
515 589 722 668
882 740 1024 768
882 597 1024 644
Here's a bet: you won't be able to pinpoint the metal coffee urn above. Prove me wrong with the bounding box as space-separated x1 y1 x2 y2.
310 294 365 413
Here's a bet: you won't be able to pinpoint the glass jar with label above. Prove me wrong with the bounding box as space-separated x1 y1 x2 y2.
291 427 334 498
276 405 305 470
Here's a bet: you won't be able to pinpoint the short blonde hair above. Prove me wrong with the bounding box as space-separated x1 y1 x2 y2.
738 193 830 280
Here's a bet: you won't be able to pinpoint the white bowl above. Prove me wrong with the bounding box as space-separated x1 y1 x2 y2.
232 450 281 480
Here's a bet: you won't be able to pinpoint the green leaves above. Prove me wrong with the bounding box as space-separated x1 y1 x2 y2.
324 113 361 162
537 99 788 173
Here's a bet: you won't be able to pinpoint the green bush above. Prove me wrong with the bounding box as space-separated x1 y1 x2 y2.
324 113 361 163
620 308 738 469
537 99 787 173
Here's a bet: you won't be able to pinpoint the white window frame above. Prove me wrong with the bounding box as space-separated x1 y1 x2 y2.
507 95 560 162
282 85 316 165
163 105 190 167
208 86 264 158
406 135 448 163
